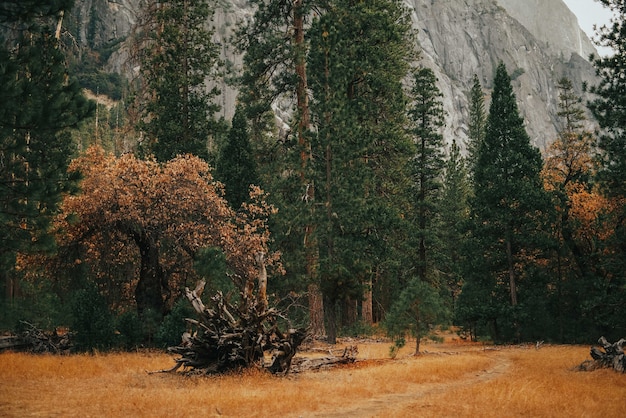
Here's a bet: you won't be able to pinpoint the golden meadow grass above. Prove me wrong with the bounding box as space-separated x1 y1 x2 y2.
1 341 624 417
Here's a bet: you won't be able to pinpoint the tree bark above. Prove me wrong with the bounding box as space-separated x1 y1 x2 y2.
308 283 325 337
134 232 165 317
506 237 518 306
362 278 373 325
324 295 337 344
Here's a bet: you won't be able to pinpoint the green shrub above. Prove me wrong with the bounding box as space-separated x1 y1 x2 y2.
156 298 195 348
70 283 115 352
115 310 143 350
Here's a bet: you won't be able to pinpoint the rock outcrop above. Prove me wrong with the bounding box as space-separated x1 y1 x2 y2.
67 0 600 150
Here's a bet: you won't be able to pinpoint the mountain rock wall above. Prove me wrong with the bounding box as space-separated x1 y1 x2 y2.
69 0 600 151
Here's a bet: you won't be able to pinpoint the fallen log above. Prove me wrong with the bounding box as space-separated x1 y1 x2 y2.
577 336 625 373
290 345 358 373
0 322 73 354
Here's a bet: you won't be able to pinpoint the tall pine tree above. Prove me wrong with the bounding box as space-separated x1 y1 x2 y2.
462 62 549 342
307 0 415 342
407 67 446 282
0 1 93 297
235 0 324 336
587 0 626 339
134 0 222 162
466 74 486 176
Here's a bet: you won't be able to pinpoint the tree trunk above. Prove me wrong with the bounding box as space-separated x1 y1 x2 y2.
308 283 325 337
362 278 373 325
506 237 518 306
134 234 165 318
324 295 337 344
293 0 322 339
344 298 357 327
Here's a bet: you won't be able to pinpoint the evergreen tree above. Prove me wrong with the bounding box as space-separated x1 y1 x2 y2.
215 104 259 209
438 139 470 313
407 67 446 282
384 276 448 355
461 63 550 341
587 0 626 339
466 74 486 175
235 0 324 336
135 0 222 162
307 0 416 342
589 0 626 200
0 1 93 292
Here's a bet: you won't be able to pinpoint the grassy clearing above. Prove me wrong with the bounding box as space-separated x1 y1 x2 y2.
0 341 624 417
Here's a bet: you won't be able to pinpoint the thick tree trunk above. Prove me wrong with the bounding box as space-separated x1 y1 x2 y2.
308 283 325 337
134 235 165 317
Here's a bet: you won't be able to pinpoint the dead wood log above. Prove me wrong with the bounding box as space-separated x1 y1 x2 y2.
3 322 73 354
290 345 358 373
577 336 626 373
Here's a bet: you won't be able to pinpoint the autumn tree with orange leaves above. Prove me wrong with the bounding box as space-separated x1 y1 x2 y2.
542 77 623 341
53 146 279 318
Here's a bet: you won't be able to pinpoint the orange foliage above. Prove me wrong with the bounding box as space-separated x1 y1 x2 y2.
49 146 279 309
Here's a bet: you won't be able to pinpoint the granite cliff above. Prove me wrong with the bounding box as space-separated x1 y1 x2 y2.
69 0 600 150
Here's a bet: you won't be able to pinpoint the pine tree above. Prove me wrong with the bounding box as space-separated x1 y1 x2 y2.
589 0 626 200
215 104 259 209
463 62 550 341
134 0 222 162
407 67 446 282
466 74 486 175
307 0 416 342
438 139 470 313
541 77 594 341
0 2 93 293
587 0 626 339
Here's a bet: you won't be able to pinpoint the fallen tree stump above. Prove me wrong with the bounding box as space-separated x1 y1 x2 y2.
152 253 307 375
577 336 625 373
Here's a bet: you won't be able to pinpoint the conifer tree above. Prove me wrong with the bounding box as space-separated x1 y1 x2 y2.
589 0 626 200
462 62 549 341
466 74 486 175
0 1 93 293
215 104 259 209
235 0 324 336
307 0 415 342
438 139 470 312
134 0 222 162
407 67 446 282
587 0 626 339
542 77 598 341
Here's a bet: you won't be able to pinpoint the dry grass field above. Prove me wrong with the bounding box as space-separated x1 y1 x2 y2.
1 336 624 417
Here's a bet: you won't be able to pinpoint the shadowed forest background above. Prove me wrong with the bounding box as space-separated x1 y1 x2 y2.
1 0 625 353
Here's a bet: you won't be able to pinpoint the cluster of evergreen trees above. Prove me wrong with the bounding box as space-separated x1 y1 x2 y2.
1 0 625 351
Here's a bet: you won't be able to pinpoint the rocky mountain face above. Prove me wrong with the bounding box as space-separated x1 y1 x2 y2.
71 0 600 151
410 0 599 150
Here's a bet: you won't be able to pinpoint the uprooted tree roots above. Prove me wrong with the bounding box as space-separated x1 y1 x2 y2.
577 337 626 373
152 252 309 375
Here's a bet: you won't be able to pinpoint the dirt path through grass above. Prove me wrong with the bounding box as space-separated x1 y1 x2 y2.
303 350 512 418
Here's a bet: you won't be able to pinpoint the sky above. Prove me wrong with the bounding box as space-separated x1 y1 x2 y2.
562 0 615 51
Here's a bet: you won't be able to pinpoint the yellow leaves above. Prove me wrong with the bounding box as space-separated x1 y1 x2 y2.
569 186 618 244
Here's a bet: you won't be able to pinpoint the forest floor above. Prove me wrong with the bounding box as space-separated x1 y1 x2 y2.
1 331 625 417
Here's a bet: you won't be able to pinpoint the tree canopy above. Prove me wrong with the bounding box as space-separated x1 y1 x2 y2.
51 146 278 317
